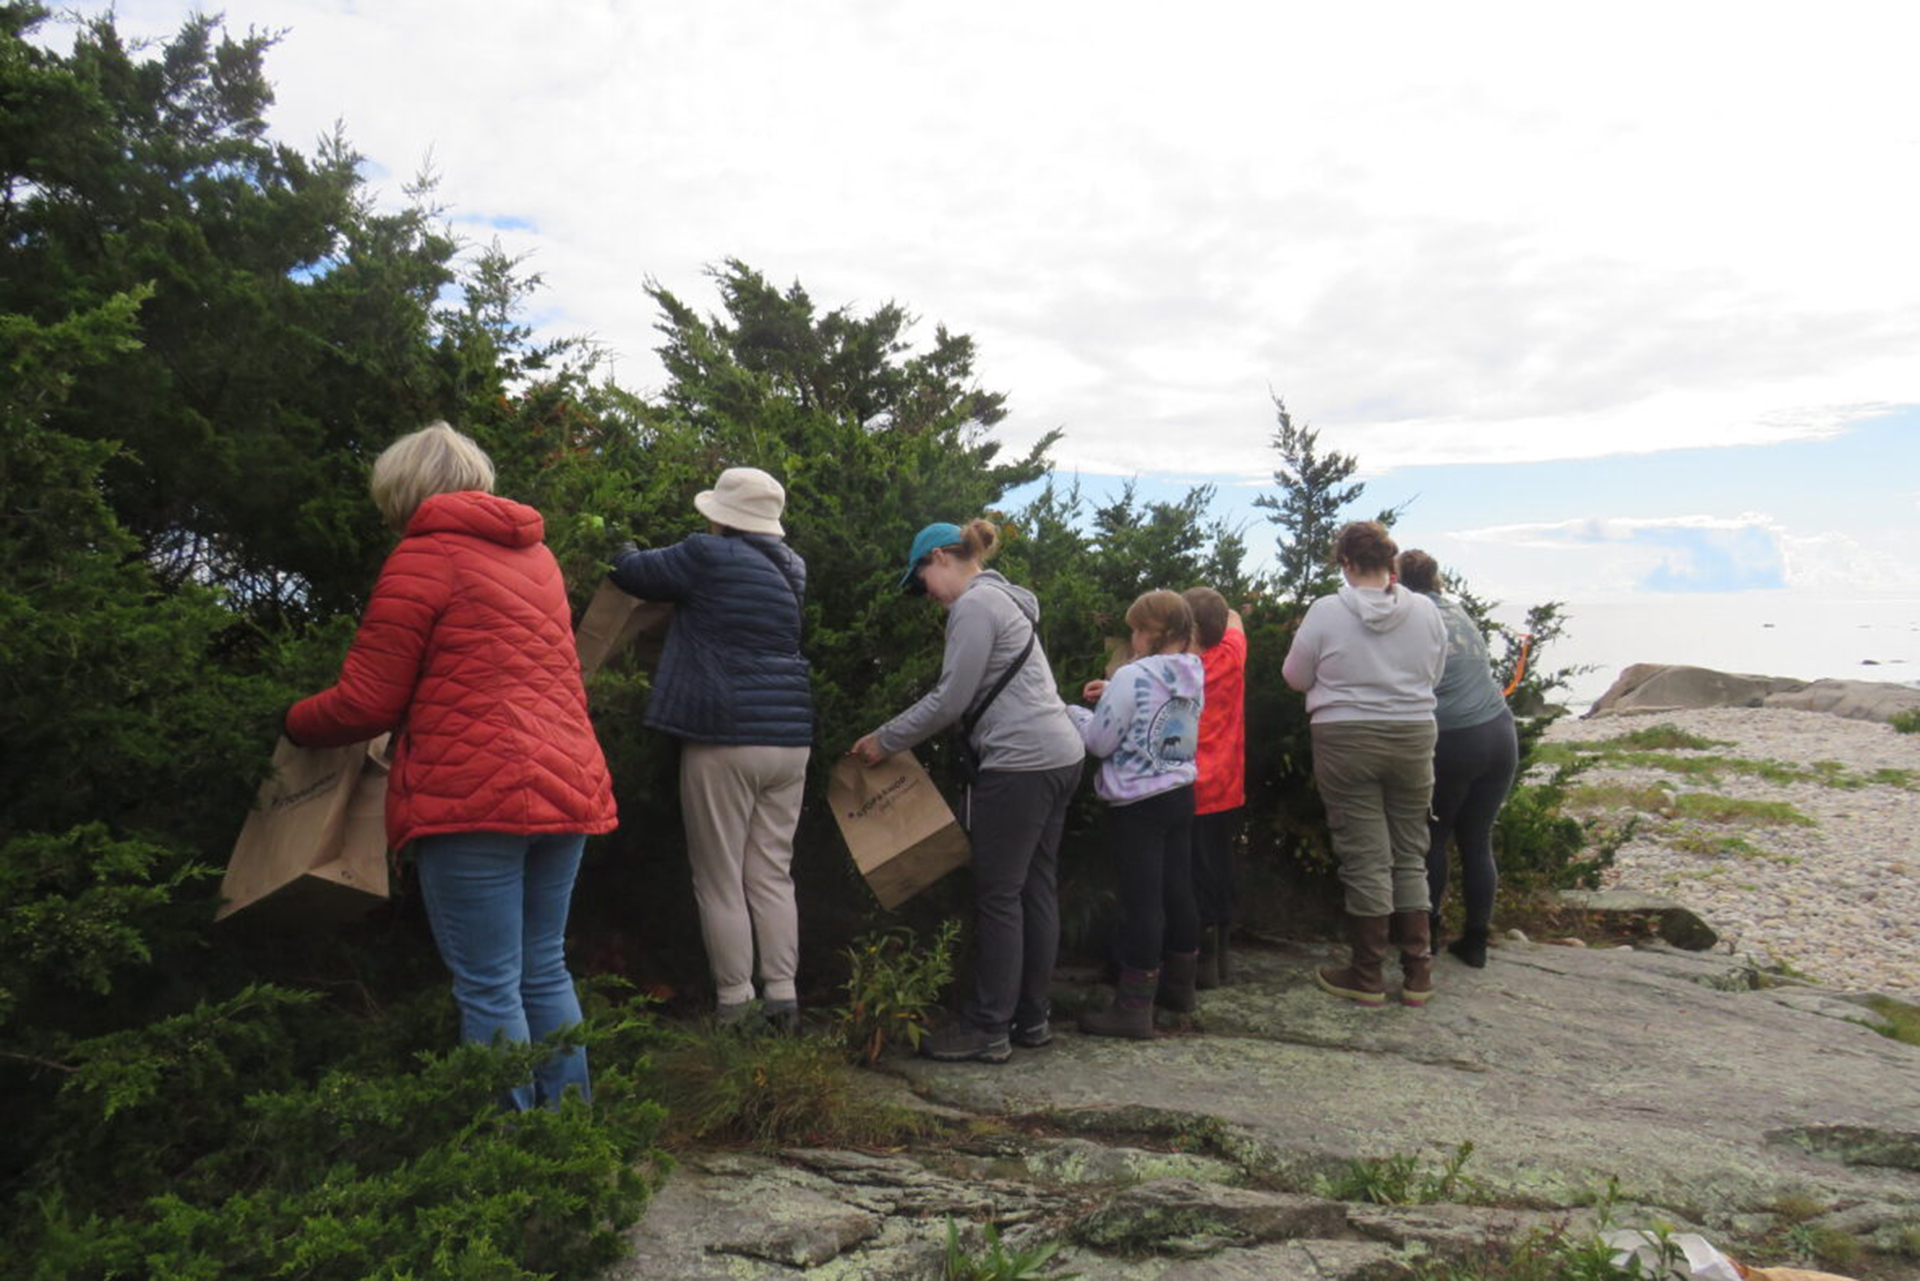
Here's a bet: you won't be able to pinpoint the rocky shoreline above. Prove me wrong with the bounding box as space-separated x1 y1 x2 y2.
1543 677 1920 996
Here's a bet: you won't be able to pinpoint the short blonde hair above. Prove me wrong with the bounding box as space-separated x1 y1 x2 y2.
369 421 495 529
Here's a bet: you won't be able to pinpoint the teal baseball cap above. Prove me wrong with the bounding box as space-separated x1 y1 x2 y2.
898 522 964 594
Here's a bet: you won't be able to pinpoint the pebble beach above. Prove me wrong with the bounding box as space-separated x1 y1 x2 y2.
1541 706 1920 997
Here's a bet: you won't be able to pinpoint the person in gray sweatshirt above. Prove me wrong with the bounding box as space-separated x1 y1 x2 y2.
852 519 1084 1063
1282 521 1446 1008
1396 550 1519 969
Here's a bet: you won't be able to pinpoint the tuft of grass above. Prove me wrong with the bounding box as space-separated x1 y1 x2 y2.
1890 709 1920 734
1770 1192 1825 1223
1567 782 1674 814
1672 793 1815 827
1606 724 1733 751
1785 1223 1865 1270
1864 995 1920 1048
647 1027 936 1150
1665 830 1766 859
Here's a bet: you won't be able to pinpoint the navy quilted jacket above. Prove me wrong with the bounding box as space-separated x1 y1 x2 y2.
609 532 813 746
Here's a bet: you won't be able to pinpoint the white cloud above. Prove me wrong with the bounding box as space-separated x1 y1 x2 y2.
1443 511 1920 599
77 0 1920 476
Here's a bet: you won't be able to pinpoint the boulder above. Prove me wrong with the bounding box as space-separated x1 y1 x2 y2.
1587 664 1807 718
1762 678 1920 725
1556 889 1720 950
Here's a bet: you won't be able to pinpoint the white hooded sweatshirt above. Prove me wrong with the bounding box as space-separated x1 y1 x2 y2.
1281 583 1446 723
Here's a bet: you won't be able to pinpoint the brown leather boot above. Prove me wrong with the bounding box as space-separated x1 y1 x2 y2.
1079 966 1159 1039
1316 914 1390 1008
1395 910 1435 1006
1156 951 1199 1012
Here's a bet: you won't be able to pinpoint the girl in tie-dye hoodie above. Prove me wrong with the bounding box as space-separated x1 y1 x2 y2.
1068 590 1207 1038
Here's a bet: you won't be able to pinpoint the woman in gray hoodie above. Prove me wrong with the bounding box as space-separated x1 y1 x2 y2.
1282 522 1446 1007
852 519 1084 1063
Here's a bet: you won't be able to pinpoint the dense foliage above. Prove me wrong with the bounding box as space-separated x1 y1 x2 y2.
1 6 1588 1273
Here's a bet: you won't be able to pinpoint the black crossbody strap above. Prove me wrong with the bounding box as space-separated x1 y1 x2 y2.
961 587 1037 736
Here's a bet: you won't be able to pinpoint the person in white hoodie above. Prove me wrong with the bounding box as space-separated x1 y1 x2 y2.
1069 590 1207 1039
1282 521 1447 1008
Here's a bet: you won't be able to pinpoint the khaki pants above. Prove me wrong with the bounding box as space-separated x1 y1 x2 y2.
680 743 809 1005
1310 720 1437 917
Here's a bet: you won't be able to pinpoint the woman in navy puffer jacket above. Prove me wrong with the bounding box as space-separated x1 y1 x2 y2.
609 468 812 1028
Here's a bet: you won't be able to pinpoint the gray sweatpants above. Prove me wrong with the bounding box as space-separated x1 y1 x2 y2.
1310 719 1438 917
680 743 810 1005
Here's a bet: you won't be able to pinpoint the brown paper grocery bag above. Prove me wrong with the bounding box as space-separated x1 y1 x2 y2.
576 579 675 675
218 735 391 922
828 752 972 910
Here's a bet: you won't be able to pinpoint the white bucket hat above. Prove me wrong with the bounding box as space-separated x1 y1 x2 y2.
694 467 786 536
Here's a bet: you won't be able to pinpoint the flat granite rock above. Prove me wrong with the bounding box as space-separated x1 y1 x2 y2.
891 942 1920 1222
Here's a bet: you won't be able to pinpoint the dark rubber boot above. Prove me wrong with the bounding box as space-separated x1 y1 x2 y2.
1395 910 1435 1006
1316 914 1390 1008
1195 927 1222 991
1156 951 1199 1013
1079 967 1159 1040
1447 926 1489 969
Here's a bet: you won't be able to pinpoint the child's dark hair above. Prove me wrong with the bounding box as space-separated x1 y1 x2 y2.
1396 549 1442 594
1182 586 1229 649
1332 520 1398 573
1126 589 1195 654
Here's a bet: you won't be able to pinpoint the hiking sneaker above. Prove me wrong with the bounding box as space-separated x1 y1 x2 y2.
1011 1019 1052 1049
920 1021 1012 1063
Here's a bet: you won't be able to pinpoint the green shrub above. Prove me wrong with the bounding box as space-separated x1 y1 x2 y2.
11 989 668 1280
1498 764 1629 895
1890 709 1920 734
836 921 960 1065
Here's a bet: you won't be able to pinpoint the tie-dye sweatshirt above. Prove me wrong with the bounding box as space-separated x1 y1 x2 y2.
1067 653 1206 805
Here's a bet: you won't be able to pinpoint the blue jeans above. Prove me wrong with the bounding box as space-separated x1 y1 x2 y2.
415 831 591 1110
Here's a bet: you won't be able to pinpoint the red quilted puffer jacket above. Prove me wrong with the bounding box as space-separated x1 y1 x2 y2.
287 491 617 850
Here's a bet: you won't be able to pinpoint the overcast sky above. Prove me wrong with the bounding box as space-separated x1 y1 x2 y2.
77 2 1920 623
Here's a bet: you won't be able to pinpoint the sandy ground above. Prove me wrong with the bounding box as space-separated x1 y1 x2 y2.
1541 706 1920 996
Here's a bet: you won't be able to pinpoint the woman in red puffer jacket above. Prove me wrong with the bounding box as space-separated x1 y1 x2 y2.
286 421 615 1110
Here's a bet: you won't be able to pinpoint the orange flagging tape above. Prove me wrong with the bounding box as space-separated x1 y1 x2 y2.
1503 634 1533 698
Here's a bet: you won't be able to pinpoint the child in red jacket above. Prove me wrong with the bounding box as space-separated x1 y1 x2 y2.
1183 587 1246 988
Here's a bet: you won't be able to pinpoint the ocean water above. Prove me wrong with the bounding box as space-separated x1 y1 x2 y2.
1490 594 1920 711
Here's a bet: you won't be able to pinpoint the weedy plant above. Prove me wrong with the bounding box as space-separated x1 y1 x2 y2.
1318 1141 1484 1206
1890 709 1920 734
836 920 960 1065
944 1218 1081 1280
1412 1224 1677 1281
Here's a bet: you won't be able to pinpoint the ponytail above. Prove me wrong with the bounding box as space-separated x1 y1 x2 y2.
957 518 999 564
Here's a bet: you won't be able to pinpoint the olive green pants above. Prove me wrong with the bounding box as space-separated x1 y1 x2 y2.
1310 719 1438 917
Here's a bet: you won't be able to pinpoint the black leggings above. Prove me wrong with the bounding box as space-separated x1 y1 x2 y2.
1191 807 1242 927
1425 709 1519 932
1109 785 1199 971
